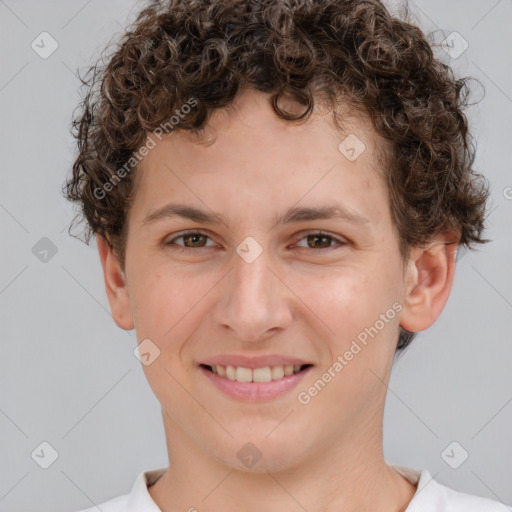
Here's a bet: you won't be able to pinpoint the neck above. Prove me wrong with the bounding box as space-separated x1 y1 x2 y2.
148 410 417 512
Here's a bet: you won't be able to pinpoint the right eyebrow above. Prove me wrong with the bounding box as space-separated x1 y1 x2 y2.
142 203 225 226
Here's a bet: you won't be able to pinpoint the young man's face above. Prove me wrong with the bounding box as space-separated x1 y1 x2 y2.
99 88 453 472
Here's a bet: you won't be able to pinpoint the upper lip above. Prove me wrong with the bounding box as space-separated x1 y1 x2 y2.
200 354 314 369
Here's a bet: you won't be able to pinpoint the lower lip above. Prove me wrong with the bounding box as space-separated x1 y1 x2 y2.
199 365 313 402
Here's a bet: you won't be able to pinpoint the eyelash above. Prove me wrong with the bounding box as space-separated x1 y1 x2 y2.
165 230 347 252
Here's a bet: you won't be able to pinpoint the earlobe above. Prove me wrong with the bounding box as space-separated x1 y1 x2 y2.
399 234 458 333
97 235 134 331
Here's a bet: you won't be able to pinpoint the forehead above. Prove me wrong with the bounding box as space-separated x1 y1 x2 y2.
150 89 383 167
130 89 389 227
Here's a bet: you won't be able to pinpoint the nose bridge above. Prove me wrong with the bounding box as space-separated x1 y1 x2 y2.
215 243 292 341
233 247 272 301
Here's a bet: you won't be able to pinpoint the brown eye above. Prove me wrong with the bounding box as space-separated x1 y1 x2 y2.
166 231 215 250
295 231 346 251
306 234 332 249
181 233 207 248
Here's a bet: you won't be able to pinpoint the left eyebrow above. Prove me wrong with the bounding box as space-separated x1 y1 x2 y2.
141 202 371 228
273 204 371 226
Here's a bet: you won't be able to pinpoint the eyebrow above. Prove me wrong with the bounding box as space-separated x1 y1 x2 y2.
141 202 371 228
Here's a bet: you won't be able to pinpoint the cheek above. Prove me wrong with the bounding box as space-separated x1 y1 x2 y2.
130 264 224 365
296 269 384 339
295 264 400 362
296 270 400 416
130 268 198 402
129 266 190 342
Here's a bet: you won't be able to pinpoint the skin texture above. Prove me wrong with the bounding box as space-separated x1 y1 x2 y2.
97 88 458 512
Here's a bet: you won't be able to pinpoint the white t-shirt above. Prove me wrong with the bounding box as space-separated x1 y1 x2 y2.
77 465 510 511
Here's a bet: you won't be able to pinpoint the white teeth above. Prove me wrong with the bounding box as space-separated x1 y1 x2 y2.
284 365 294 376
226 365 236 380
209 364 305 382
253 367 272 383
235 366 252 382
271 365 284 380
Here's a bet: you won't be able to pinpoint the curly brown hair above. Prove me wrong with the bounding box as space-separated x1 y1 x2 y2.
63 0 490 352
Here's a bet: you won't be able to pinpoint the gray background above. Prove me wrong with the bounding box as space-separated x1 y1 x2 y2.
0 1 511 511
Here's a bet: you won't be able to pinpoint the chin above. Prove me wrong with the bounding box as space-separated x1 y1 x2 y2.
211 434 309 474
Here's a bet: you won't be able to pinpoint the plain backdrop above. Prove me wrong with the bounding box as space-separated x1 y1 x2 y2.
0 0 511 511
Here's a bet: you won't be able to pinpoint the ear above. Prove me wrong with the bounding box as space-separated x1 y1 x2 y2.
97 235 134 330
399 233 459 333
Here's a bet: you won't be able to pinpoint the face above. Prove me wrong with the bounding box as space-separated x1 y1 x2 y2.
99 88 455 473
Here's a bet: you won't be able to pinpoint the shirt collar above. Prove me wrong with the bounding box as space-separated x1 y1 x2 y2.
125 467 166 511
392 465 442 511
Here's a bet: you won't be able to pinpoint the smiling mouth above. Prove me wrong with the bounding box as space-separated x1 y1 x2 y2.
200 363 313 383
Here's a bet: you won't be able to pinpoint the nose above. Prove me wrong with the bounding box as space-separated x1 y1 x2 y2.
213 245 293 342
